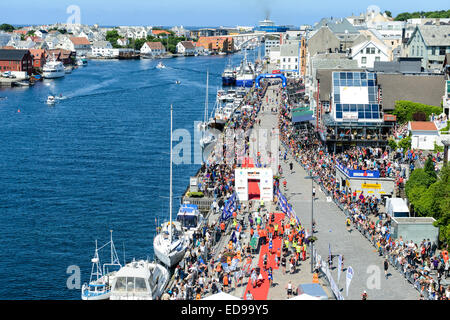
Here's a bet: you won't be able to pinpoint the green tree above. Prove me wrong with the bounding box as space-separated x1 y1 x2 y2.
106 29 121 48
398 135 411 150
384 10 392 17
390 100 442 124
0 23 15 32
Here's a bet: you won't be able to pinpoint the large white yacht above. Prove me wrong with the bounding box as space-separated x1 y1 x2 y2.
42 56 65 79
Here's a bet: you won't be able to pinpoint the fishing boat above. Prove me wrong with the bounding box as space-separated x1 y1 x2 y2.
222 59 236 86
235 50 255 88
46 95 56 105
81 231 122 300
176 204 205 239
153 105 190 268
109 259 169 300
156 62 166 69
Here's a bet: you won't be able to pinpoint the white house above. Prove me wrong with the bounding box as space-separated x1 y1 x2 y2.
140 41 166 56
350 39 390 68
58 36 91 56
91 40 117 57
268 46 281 65
279 43 300 77
408 121 440 150
176 41 196 55
0 32 12 47
265 38 280 57
117 38 129 47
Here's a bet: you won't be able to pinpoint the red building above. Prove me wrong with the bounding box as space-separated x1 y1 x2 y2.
29 49 46 69
0 49 33 75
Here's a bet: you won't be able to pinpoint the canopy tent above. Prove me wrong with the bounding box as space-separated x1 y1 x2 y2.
297 283 328 300
202 292 242 300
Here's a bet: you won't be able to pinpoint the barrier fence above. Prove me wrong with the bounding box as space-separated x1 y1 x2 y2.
280 140 447 300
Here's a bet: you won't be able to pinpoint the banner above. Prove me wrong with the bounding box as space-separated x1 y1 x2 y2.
346 266 354 297
337 255 342 283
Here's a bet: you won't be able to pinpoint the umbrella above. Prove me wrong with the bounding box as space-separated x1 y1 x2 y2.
202 292 242 300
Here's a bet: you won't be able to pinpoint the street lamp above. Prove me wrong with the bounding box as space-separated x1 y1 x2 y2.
306 170 315 273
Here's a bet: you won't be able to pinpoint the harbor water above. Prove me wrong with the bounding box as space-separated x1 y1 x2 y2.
0 50 258 299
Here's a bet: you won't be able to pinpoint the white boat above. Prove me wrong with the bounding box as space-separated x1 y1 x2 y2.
65 66 73 74
176 204 205 239
235 50 255 87
110 259 169 300
81 231 122 300
153 221 189 267
175 80 181 85
156 62 166 69
42 55 65 79
46 95 56 105
153 105 190 268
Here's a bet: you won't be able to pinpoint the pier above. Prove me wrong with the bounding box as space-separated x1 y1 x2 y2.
163 81 335 300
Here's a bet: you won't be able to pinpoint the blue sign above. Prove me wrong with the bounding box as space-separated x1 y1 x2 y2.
336 161 380 179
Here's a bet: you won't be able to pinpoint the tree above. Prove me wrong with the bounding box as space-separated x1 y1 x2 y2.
384 10 392 17
390 100 442 124
398 135 411 150
0 23 15 32
106 30 121 48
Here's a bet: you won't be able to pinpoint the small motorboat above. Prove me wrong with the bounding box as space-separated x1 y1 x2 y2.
156 62 166 69
175 80 181 85
46 95 56 105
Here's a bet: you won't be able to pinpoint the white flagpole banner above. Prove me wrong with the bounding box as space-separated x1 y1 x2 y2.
346 266 354 297
337 255 342 283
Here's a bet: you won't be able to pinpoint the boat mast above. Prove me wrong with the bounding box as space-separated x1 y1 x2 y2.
169 104 173 243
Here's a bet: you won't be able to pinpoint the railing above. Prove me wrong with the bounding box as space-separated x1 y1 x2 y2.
280 140 448 300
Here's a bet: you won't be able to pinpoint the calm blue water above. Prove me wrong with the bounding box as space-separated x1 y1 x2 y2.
0 50 258 300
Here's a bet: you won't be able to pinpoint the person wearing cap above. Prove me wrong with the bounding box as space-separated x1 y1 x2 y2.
362 291 368 300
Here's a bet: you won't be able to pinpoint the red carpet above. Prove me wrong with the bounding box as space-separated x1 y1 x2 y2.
243 212 285 300
248 179 260 200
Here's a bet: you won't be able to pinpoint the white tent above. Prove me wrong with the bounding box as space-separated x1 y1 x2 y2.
288 293 321 300
202 292 242 300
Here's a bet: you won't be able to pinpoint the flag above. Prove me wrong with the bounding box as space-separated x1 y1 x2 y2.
346 266 354 297
337 255 342 282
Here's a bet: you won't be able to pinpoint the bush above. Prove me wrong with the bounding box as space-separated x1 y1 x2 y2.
398 135 411 150
388 138 397 150
187 191 204 198
390 100 442 124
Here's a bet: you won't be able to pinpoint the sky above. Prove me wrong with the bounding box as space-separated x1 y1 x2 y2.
1 0 449 27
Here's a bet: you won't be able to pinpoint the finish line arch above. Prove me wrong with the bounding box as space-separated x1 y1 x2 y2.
255 73 287 88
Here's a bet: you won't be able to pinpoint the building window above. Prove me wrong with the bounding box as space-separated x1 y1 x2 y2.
375 56 380 62
370 48 375 54
361 57 367 64
366 47 370 54
440 47 446 55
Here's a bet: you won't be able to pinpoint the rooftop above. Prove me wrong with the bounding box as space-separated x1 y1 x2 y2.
0 49 30 61
409 121 438 131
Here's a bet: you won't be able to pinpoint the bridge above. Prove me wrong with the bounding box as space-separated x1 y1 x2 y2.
229 32 282 50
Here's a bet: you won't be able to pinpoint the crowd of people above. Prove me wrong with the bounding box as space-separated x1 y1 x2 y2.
277 87 450 300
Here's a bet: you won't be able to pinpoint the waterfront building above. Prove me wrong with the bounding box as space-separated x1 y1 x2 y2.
57 37 91 56
29 49 46 69
91 41 116 57
264 36 280 57
176 41 196 56
0 49 33 75
47 49 76 65
196 36 234 53
403 25 450 72
140 41 166 57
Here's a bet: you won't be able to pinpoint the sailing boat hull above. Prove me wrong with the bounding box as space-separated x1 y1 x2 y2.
153 234 188 268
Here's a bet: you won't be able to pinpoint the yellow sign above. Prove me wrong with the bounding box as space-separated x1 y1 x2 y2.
346 180 350 187
362 183 381 189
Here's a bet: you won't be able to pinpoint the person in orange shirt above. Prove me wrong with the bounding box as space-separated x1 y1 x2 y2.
223 273 229 293
250 227 254 238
